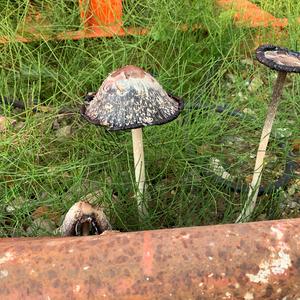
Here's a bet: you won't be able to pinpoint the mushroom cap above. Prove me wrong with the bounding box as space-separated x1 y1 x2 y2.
256 44 300 73
59 201 111 236
81 65 184 130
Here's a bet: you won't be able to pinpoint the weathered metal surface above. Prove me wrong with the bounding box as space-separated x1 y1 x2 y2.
0 218 300 299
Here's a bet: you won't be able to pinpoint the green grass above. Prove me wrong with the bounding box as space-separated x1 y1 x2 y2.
252 0 300 19
0 0 299 237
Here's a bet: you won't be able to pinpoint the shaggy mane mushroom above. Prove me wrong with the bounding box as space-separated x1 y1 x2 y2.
237 45 300 222
81 65 184 218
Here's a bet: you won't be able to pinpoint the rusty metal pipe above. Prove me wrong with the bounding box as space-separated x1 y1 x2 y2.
0 218 300 299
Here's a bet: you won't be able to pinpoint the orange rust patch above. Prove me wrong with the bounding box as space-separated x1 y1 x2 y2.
116 277 135 294
142 231 153 278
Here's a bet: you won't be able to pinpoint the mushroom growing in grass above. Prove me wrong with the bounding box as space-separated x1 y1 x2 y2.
81 65 184 218
237 45 300 222
60 201 111 236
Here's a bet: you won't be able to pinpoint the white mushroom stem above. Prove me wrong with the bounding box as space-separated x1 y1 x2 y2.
131 128 147 217
236 71 287 223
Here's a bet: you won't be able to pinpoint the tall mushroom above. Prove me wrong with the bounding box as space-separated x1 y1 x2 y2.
81 65 184 218
237 45 300 222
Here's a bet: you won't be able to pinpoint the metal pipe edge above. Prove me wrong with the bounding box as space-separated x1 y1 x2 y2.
0 218 300 299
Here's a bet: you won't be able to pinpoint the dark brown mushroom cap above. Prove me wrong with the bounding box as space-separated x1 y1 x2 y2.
256 45 300 73
80 65 184 131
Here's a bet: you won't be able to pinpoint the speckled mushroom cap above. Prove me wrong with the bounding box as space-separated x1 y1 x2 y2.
80 65 184 130
256 45 300 73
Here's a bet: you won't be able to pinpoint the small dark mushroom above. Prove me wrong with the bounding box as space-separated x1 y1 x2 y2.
59 201 111 236
81 65 184 217
256 45 300 73
237 45 300 222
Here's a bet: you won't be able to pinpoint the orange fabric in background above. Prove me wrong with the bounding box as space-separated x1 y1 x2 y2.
79 0 123 27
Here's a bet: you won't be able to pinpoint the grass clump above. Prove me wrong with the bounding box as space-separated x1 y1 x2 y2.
0 0 299 237
252 0 300 19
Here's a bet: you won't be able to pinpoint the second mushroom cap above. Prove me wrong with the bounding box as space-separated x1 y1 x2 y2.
256 45 300 73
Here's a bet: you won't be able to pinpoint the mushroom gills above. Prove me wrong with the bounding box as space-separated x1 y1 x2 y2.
74 214 101 236
265 51 300 67
59 201 111 236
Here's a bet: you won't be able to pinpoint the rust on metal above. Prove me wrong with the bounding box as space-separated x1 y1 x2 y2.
0 218 300 299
